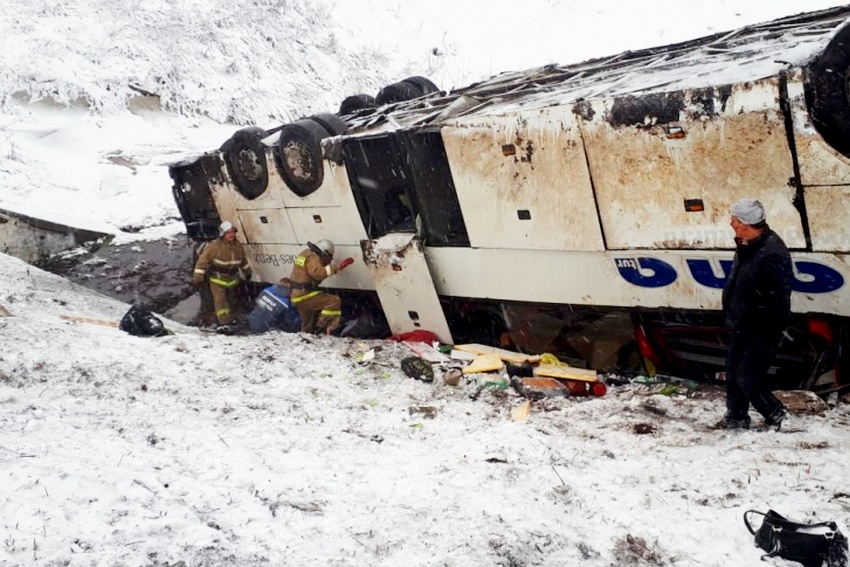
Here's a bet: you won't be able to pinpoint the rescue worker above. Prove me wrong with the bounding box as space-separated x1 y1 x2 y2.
192 220 252 328
191 239 216 326
289 239 354 334
247 279 302 334
719 198 792 430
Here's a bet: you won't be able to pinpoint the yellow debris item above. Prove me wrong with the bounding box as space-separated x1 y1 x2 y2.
462 353 504 374
533 364 598 382
454 343 540 364
539 353 567 366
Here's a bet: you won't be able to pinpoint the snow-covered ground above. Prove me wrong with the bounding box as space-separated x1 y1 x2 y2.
4 250 850 566
2 1 850 565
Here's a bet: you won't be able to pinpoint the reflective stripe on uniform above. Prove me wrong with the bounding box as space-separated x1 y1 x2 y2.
209 276 239 288
212 258 244 267
193 268 206 275
320 309 341 316
295 255 306 267
216 307 231 317
291 290 322 303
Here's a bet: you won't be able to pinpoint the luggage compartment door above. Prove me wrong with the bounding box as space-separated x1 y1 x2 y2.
363 233 453 344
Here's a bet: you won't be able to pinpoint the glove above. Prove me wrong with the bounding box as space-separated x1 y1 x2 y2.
337 257 354 271
192 276 203 288
243 268 253 281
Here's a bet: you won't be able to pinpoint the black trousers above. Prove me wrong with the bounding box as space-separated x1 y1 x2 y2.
725 329 785 422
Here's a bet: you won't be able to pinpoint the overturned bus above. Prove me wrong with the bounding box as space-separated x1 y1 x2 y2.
170 6 850 394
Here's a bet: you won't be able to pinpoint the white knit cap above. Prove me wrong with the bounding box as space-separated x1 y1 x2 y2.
730 198 766 225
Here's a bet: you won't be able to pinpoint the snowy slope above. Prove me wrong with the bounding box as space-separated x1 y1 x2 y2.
3 249 850 566
2 2 850 565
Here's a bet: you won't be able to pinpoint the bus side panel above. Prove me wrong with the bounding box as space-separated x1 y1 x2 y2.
580 79 806 250
442 107 605 252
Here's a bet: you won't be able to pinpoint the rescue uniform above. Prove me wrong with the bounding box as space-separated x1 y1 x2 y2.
193 237 251 325
247 283 301 334
721 227 792 426
289 247 342 334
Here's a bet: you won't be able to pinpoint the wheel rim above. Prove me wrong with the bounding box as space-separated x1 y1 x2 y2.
281 139 317 185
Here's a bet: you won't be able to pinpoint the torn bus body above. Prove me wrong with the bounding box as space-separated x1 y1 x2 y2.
170 6 850 393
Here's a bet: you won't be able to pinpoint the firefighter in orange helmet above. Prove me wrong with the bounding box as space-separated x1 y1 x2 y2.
289 239 354 334
192 221 252 327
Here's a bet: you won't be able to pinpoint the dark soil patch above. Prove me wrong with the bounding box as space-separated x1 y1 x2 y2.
37 237 200 318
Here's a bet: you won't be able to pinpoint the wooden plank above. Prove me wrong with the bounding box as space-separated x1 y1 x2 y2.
453 343 540 364
533 364 598 382
60 315 119 328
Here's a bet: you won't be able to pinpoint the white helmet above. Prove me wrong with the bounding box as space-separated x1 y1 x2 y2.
219 220 236 236
313 239 335 257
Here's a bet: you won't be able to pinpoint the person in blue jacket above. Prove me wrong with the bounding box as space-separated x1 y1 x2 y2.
247 279 302 334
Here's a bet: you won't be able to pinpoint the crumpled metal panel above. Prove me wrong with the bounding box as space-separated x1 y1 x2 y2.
803 186 850 252
442 106 604 251
345 7 850 135
581 78 806 250
362 233 453 343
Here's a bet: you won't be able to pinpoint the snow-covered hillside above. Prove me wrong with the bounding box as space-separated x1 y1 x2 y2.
2 2 850 565
1 0 847 236
3 244 850 567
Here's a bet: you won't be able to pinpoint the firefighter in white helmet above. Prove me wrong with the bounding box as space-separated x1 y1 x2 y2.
288 239 354 334
192 220 252 327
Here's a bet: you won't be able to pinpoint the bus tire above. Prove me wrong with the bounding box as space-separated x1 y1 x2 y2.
805 23 850 157
402 76 439 95
375 80 422 106
310 113 349 136
220 127 269 200
339 94 375 115
274 119 331 197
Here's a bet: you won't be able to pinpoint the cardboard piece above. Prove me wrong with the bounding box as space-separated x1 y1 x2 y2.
511 401 532 423
403 340 450 363
454 343 540 364
774 390 828 414
566 312 634 371
462 353 504 374
449 349 477 361
534 364 598 382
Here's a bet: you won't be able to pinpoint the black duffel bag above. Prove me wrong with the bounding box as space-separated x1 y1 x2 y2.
744 509 848 567
119 305 168 337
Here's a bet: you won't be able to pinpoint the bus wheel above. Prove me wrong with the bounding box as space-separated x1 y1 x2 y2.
220 127 269 200
274 119 331 197
805 23 850 157
309 113 349 136
339 94 376 115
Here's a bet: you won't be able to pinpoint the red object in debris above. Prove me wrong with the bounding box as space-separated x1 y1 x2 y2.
560 379 607 397
807 317 834 345
635 323 662 366
390 330 441 344
590 381 607 397
563 379 590 396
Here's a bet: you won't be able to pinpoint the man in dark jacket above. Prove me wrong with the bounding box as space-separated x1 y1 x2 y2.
720 199 792 430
